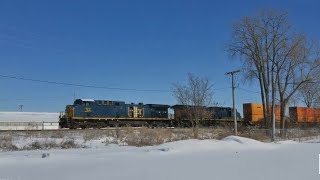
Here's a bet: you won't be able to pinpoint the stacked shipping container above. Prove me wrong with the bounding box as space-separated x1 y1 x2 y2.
289 107 320 123
243 103 280 123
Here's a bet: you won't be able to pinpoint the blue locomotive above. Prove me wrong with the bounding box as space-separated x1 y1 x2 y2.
59 99 242 128
59 99 171 128
171 105 242 127
208 107 242 120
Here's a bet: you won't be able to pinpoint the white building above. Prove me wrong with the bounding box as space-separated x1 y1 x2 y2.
0 112 60 130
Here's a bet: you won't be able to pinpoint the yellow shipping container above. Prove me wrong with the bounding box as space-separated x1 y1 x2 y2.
243 103 281 123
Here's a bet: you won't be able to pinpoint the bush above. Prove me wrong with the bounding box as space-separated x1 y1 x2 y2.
21 138 85 150
60 139 79 149
0 135 18 151
104 127 233 147
23 140 59 150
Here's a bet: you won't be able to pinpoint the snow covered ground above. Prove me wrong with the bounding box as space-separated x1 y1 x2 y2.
1 136 320 180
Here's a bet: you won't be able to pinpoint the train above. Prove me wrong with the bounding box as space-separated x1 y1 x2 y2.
59 99 320 129
59 99 242 129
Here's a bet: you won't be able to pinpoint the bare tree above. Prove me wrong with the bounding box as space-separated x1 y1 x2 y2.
276 35 320 132
227 9 320 133
298 82 320 108
172 73 213 137
227 9 285 128
294 42 320 108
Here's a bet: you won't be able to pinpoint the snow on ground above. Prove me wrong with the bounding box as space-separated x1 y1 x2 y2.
0 112 59 122
1 136 320 180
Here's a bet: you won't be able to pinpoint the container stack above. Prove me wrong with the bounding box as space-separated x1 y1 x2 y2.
289 107 320 123
243 103 280 123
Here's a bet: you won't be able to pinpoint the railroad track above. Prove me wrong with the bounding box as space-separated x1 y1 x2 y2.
0 127 180 132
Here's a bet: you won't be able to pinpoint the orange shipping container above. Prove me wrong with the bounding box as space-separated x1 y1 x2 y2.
289 107 320 123
243 103 280 123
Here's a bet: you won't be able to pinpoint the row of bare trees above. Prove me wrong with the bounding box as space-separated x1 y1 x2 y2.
171 10 320 139
227 9 320 130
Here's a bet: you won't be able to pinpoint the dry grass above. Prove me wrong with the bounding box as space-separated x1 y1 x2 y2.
0 133 85 151
24 141 57 150
21 138 86 150
103 127 235 147
2 127 320 151
0 135 18 151
0 127 235 150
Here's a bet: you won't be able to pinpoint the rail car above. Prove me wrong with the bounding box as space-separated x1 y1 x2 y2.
243 103 320 127
59 99 243 129
243 103 281 124
171 105 242 127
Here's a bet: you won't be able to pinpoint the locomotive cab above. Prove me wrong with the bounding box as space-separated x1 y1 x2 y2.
74 99 95 106
59 105 75 128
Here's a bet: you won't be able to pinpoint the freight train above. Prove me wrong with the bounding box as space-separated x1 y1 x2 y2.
59 99 242 129
60 100 320 129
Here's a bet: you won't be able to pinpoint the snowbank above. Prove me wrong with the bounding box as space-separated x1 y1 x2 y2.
222 135 264 144
1 136 320 180
149 136 274 154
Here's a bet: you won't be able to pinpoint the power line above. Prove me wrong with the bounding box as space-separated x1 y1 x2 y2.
238 88 261 94
0 96 71 101
0 74 171 92
0 74 231 93
212 87 231 91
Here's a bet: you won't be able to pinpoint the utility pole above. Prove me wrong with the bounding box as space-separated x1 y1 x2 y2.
18 104 24 112
271 75 276 142
225 70 240 136
272 109 276 141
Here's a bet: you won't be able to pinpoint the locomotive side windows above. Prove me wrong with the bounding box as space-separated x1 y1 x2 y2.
74 99 83 105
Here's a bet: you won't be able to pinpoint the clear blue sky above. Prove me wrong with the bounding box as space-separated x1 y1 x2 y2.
0 0 319 112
